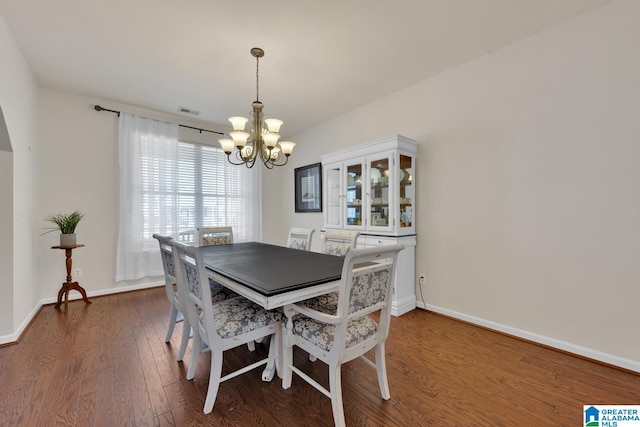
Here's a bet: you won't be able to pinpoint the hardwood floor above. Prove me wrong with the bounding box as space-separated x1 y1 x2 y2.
0 287 638 426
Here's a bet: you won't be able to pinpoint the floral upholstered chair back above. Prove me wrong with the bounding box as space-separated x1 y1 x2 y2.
198 226 233 246
287 227 315 251
170 241 208 354
321 230 359 257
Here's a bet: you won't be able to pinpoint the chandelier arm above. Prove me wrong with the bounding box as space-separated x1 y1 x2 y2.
263 160 275 170
262 153 290 168
225 151 257 167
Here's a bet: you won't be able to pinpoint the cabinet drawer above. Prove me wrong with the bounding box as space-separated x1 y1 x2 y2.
360 236 397 247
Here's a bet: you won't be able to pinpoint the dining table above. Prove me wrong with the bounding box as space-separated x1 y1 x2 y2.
200 241 346 380
201 241 345 308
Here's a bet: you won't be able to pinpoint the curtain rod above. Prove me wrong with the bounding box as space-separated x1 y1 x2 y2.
94 105 225 136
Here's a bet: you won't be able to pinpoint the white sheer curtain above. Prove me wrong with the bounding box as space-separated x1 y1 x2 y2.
116 113 179 281
116 112 262 282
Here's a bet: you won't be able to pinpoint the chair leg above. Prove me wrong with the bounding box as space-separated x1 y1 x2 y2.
177 318 191 361
187 330 202 380
164 304 179 342
375 343 390 400
247 340 256 352
329 364 346 427
203 349 224 414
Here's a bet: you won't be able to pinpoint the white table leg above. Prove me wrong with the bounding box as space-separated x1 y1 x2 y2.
261 332 278 381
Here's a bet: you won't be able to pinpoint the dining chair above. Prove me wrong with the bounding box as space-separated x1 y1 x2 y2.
154 233 238 365
304 230 361 312
171 240 283 414
197 226 233 246
287 227 315 251
152 234 184 344
281 244 404 427
197 225 259 350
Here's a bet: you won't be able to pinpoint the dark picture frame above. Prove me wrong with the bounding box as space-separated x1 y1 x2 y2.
294 162 322 212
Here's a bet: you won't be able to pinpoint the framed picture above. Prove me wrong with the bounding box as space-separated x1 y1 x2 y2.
294 162 322 212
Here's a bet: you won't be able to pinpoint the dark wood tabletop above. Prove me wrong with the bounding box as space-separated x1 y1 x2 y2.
200 242 344 296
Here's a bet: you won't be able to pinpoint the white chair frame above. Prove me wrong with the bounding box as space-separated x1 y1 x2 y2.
287 227 316 251
282 244 403 427
171 241 282 414
152 234 190 354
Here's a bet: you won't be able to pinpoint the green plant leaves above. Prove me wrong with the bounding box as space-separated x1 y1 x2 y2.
43 210 85 234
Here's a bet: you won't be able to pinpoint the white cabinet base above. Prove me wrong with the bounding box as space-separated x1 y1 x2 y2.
359 234 416 317
393 295 418 317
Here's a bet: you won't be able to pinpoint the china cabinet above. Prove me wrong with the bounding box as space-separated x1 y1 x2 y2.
322 135 417 316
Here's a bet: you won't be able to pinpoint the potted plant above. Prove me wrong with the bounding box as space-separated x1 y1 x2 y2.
43 210 85 246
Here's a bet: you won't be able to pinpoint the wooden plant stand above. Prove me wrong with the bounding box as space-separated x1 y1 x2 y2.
51 244 91 311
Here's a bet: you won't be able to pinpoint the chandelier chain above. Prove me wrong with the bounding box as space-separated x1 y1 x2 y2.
255 55 260 102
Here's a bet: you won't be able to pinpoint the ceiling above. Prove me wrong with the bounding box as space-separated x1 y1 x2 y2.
0 0 609 136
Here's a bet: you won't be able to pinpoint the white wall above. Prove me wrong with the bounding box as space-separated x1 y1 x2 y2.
0 107 12 336
264 0 640 368
37 91 120 297
0 13 39 338
0 149 13 335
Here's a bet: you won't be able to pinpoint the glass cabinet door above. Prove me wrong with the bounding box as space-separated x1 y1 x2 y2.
324 163 342 228
344 161 363 228
399 154 414 230
368 156 392 231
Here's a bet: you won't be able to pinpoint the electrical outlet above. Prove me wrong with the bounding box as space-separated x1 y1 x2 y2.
419 274 425 286
74 268 82 278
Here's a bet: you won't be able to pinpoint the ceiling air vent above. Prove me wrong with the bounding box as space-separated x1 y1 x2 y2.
178 106 201 115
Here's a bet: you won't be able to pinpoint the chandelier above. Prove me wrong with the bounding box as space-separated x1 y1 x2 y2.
218 47 296 169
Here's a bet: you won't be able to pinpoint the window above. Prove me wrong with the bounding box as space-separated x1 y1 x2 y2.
141 139 248 244
116 112 261 281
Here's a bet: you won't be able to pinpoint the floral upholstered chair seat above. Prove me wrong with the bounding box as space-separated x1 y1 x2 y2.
292 314 377 351
209 278 238 302
210 297 283 339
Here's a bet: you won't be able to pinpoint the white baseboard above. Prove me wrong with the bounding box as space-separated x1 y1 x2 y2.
416 301 640 374
0 302 43 345
0 280 163 346
40 280 163 305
